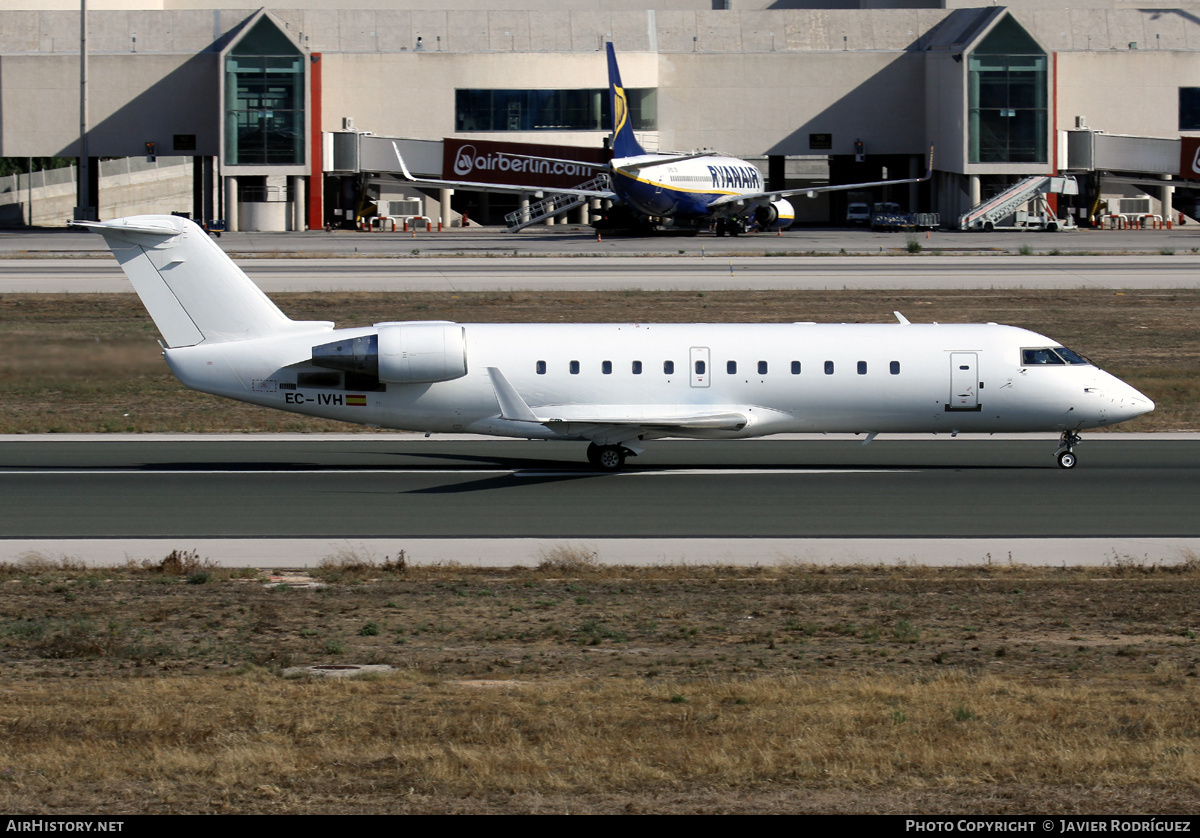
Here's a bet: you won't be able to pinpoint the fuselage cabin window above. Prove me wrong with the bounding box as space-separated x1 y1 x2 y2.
758 361 768 375
602 360 612 374
536 360 546 375
664 360 675 375
727 360 737 374
825 361 835 375
695 360 705 375
632 360 643 374
890 361 900 375
570 360 580 374
791 361 801 374
857 361 867 375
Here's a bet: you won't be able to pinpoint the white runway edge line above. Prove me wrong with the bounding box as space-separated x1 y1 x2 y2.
1 537 1198 569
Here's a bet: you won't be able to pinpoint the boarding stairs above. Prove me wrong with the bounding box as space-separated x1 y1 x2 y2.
505 174 610 232
958 175 1078 231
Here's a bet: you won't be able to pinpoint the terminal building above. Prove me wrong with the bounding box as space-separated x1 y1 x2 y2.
1 1 1198 231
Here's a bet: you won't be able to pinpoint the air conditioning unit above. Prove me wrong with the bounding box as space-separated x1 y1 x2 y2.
381 198 422 217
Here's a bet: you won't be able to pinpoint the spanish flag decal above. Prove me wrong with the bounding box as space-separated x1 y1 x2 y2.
346 394 367 407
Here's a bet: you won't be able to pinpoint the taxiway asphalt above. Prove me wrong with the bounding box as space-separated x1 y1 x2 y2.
3 223 1200 258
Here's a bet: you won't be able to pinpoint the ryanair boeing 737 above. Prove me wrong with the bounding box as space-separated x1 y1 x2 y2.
395 43 932 236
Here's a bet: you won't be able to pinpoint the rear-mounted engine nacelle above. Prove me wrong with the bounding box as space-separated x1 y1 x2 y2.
312 323 467 383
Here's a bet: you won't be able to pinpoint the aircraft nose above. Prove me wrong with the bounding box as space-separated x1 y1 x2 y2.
1129 393 1155 418
1111 382 1155 422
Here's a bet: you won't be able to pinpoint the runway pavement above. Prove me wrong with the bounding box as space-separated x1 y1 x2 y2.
3 435 1198 567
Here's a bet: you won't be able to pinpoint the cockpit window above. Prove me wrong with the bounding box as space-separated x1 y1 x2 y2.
1055 346 1090 365
1022 347 1090 366
1022 348 1064 365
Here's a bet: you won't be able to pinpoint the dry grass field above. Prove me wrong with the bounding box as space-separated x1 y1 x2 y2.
0 287 1197 433
0 553 1198 814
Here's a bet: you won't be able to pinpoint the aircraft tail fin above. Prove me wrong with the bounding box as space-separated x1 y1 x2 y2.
606 42 646 159
76 215 327 348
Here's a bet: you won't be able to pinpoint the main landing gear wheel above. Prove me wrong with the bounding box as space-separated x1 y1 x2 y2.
587 443 627 471
1055 430 1082 469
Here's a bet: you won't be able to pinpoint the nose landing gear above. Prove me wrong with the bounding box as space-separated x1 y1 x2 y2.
1055 430 1082 469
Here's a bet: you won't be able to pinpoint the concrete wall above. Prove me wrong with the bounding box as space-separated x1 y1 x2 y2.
0 52 219 157
318 48 926 158
0 156 193 227
0 9 245 53
1 7 952 56
1057 50 1200 141
995 7 1200 51
10 6 1198 56
658 50 926 156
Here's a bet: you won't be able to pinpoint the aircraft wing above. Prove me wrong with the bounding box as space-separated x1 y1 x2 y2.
487 368 747 430
538 409 749 431
393 144 616 199
708 145 935 209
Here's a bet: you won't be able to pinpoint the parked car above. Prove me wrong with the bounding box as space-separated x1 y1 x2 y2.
846 202 870 225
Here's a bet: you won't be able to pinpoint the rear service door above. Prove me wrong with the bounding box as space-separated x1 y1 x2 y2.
948 352 981 411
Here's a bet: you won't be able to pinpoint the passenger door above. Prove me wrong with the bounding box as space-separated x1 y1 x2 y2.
948 352 980 411
690 346 710 388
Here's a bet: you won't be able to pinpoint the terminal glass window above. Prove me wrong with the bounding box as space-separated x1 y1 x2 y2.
456 88 656 132
225 18 305 166
1181 88 1200 131
968 17 1047 164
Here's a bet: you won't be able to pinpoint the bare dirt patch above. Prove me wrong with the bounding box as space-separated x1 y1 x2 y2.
1 557 1199 813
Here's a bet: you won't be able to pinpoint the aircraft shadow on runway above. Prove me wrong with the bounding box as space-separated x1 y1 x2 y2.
5 457 1044 475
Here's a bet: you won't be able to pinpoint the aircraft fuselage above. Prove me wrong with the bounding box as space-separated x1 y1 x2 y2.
164 321 1151 442
612 154 767 221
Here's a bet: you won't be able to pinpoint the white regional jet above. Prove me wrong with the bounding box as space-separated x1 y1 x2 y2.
395 43 932 236
79 215 1152 470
